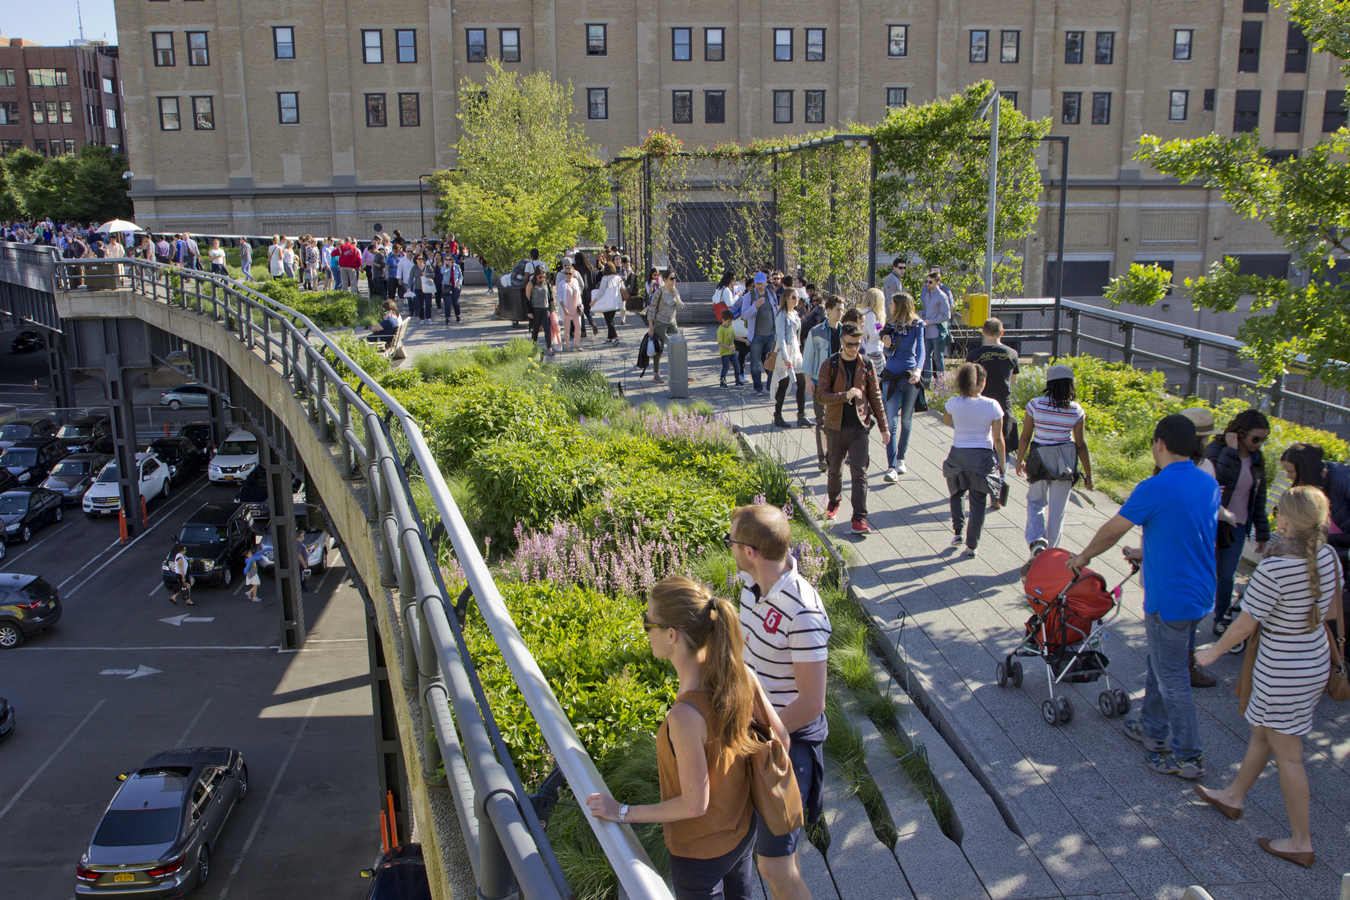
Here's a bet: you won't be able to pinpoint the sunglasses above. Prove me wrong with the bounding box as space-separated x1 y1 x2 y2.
842 340 862 348
642 614 674 633
723 532 758 552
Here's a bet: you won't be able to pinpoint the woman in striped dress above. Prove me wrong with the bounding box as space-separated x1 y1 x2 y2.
1193 486 1345 868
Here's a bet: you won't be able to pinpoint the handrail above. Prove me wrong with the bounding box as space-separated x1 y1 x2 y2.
46 256 676 900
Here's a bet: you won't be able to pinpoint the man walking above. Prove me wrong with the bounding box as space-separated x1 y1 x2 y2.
883 257 906 300
802 296 844 472
965 318 1020 465
730 503 827 900
920 268 955 381
816 322 890 535
443 255 463 324
1068 414 1218 779
338 237 361 292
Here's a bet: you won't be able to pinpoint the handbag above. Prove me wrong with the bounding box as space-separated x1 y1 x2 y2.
1325 622 1349 701
746 693 804 837
1235 630 1261 716
764 350 778 373
421 275 436 293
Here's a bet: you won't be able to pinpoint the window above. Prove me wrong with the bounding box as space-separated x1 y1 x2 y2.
192 96 213 130
1323 90 1348 131
26 67 69 86
672 90 692 123
1243 0 1269 11
1286 24 1308 73
1238 21 1262 73
273 27 295 59
1000 90 1018 109
1001 31 1019 63
886 87 907 109
1204 89 1216 110
277 91 299 124
399 92 419 126
705 28 724 61
1065 31 1084 64
970 31 989 63
396 30 416 63
362 30 383 64
104 107 118 129
158 97 180 130
1275 90 1303 133
103 76 115 94
774 29 792 61
705 90 725 123
60 101 72 124
1169 90 1189 121
29 101 43 125
35 140 46 158
467 29 486 62
365 93 386 127
0 140 24 154
1095 32 1114 64
1233 89 1261 132
587 87 607 119
87 104 96 125
805 90 824 123
0 102 16 125
44 101 57 124
672 28 691 61
587 24 607 57
0 69 12 87
1062 92 1081 124
773 89 792 123
888 25 908 58
187 32 208 66
500 29 519 62
806 29 825 61
65 140 75 155
148 33 175 67
1173 29 1192 61
1091 92 1111 124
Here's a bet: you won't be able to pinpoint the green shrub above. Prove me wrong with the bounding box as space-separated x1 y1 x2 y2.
580 472 733 553
377 368 423 391
428 381 568 472
325 333 392 380
748 448 792 507
553 362 625 419
252 279 361 327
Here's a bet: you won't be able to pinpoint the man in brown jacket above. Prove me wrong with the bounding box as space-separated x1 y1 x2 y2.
816 321 890 534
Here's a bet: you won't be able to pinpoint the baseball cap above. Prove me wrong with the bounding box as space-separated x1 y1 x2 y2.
1046 364 1074 382
754 272 768 284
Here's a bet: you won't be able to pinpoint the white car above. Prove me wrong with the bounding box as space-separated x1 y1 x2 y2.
208 431 259 483
82 453 172 517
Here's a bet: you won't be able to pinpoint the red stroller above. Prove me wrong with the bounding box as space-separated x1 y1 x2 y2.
995 548 1140 727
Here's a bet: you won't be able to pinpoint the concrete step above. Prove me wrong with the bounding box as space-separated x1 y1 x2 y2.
820 762 916 900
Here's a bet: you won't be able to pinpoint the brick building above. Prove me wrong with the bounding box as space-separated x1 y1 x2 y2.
0 34 126 160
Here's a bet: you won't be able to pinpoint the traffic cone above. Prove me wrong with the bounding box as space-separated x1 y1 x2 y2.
32 380 37 391
118 509 128 543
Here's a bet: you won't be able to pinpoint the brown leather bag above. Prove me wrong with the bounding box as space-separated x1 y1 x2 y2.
763 350 778 373
746 692 803 836
1235 631 1261 717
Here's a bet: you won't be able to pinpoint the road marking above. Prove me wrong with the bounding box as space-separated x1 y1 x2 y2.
159 614 215 626
0 700 105 824
0 519 76 568
100 665 162 679
174 698 211 749
216 697 318 900
148 583 162 596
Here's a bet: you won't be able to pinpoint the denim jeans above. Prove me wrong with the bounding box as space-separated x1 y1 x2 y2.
719 354 743 383
925 331 949 380
883 380 919 469
749 334 774 391
1140 612 1202 760
1214 519 1250 623
445 288 461 321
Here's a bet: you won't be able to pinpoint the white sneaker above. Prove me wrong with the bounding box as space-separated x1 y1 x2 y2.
896 461 907 475
883 468 900 483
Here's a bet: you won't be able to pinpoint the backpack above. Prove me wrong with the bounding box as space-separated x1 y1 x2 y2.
510 259 530 287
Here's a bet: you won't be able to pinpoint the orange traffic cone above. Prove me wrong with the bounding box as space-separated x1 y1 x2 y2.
118 509 128 543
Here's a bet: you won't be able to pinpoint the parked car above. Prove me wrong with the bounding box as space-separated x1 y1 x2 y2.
161 503 254 589
76 747 248 897
232 467 302 511
255 505 333 574
56 416 113 454
0 574 61 649
149 437 207 486
0 437 69 485
177 422 214 454
0 697 12 738
43 453 112 505
207 431 259 484
159 384 212 410
11 330 44 353
0 417 55 450
0 487 63 543
359 844 431 900
83 452 172 517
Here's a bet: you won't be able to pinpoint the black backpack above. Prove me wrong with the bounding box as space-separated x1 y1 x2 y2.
510 259 530 287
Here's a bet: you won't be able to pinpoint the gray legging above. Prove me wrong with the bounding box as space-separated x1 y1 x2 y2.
651 322 677 375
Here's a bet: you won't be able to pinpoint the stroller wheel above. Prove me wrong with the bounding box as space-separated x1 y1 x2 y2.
1098 692 1118 719
1011 661 1024 688
1227 638 1248 655
996 662 1008 688
1113 689 1131 716
1058 696 1074 725
1042 699 1060 726
1213 618 1228 636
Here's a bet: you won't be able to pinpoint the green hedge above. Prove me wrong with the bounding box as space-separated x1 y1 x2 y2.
252 278 361 328
580 472 734 553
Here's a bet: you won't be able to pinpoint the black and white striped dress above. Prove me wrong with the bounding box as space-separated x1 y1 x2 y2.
1242 545 1338 735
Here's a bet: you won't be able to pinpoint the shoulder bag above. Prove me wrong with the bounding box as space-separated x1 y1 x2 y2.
764 350 778 372
1327 555 1349 702
746 691 804 836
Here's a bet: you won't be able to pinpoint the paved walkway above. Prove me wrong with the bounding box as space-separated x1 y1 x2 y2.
378 293 1350 900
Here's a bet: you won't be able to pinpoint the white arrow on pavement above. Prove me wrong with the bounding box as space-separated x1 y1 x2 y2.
99 665 163 679
159 615 216 626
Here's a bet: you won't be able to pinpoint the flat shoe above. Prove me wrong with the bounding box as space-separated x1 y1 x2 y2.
1257 837 1313 868
1193 785 1241 821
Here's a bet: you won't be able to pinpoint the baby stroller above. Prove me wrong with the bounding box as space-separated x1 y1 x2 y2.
995 547 1140 727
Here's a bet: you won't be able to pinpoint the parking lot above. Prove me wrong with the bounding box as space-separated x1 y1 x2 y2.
0 469 382 900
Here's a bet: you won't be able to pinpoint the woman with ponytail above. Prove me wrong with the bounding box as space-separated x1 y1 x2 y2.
1194 486 1344 868
587 576 787 899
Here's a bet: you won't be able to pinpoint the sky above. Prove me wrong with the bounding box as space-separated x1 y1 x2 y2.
1 0 119 47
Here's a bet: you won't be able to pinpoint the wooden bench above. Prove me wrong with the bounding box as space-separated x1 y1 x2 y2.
365 317 409 359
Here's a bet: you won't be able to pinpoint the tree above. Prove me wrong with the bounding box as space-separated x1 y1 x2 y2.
1 144 131 223
871 82 1051 299
432 60 607 276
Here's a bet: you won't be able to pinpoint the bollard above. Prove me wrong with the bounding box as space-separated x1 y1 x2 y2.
1031 352 1050 367
163 421 170 437
665 333 689 399
141 496 148 527
118 509 128 543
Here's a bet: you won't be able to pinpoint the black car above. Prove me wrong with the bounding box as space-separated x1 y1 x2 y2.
0 574 61 649
56 416 113 454
149 437 207 486
177 422 214 454
11 330 44 353
42 452 112 505
0 437 69 486
0 697 13 738
360 844 431 900
0 417 56 449
162 503 254 589
0 487 64 543
232 467 301 509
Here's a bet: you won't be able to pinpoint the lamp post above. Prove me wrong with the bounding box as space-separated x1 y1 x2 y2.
974 89 1000 298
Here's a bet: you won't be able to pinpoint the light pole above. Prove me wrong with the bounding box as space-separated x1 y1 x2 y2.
974 88 1000 298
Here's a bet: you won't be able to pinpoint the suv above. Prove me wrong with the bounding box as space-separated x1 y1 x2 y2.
56 416 113 454
0 574 61 649
162 503 254 589
177 422 214 454
83 452 172 517
148 437 206 486
0 417 55 450
208 431 259 483
255 505 332 574
1 437 69 486
43 453 112 505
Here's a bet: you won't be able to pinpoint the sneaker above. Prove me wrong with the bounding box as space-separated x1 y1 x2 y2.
883 468 900 483
818 458 828 473
964 547 978 558
1147 751 1204 780
1029 539 1049 558
952 531 963 545
1123 718 1168 753
850 518 874 535
825 501 841 521
720 380 729 389
895 460 907 475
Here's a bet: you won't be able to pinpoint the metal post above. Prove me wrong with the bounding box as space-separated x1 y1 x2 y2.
867 140 879 289
1051 136 1070 359
262 437 306 650
1270 371 1286 418
642 155 653 276
1121 322 1135 366
1186 339 1202 398
338 394 353 477
418 175 427 241
105 355 142 537
984 96 999 298
1069 308 1081 356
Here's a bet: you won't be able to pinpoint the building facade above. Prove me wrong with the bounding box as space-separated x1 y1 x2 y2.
0 35 127 160
113 0 1346 309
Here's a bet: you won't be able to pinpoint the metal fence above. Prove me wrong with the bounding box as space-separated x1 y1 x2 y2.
51 257 675 900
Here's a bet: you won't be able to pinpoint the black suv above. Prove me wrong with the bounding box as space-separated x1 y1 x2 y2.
177 422 215 454
55 416 113 454
162 503 255 589
360 844 431 900
0 438 68 486
0 574 61 649
149 436 207 486
0 417 55 449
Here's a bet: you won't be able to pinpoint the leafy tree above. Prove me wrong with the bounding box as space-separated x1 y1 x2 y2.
1 144 131 223
432 59 607 276
1103 263 1177 308
871 82 1051 299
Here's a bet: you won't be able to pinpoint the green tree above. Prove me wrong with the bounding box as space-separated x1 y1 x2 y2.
432 59 607 276
1102 263 1177 308
1 144 131 222
871 82 1051 299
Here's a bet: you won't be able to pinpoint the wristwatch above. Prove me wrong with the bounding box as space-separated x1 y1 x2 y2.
619 804 630 824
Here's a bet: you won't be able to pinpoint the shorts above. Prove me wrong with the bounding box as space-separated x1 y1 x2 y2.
754 737 824 858
669 815 757 900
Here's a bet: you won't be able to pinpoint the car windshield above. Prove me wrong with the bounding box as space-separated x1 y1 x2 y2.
57 424 92 438
179 524 225 544
0 449 36 467
50 460 90 477
19 577 51 599
93 808 181 847
218 440 256 456
0 495 28 515
96 464 119 483
0 425 30 441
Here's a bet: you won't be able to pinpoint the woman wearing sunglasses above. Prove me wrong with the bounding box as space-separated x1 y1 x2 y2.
1204 409 1271 635
587 576 788 900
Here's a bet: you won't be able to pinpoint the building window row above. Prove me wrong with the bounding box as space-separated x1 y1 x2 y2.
29 100 75 125
968 30 1022 64
671 89 726 123
1061 92 1112 124
466 28 520 62
0 69 15 87
26 139 79 158
156 95 214 130
1229 90 1346 133
1064 31 1114 64
364 92 421 127
0 101 19 125
25 67 69 86
361 29 418 64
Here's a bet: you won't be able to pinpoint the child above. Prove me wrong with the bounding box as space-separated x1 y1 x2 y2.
243 538 267 602
731 308 750 382
717 309 743 388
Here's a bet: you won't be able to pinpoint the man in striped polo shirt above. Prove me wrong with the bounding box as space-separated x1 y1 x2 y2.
729 504 829 900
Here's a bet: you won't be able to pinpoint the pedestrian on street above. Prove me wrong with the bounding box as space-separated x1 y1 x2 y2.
243 540 265 602
859 288 886 374
772 288 809 429
920 268 955 381
1015 364 1093 556
208 238 227 276
1205 410 1272 635
878 291 925 482
238 238 253 282
573 250 600 338
965 318 1020 466
942 362 1006 559
1069 414 1218 780
803 296 845 472
442 253 463 323
527 267 555 356
883 257 907 302
739 273 777 396
647 269 684 385
592 262 628 344
816 321 889 535
169 545 194 606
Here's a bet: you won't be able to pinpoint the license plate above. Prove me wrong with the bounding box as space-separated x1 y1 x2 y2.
113 873 135 883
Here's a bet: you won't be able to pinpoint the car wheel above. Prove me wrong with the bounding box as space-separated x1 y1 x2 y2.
222 566 233 588
0 540 6 560
54 505 62 523
0 622 24 649
195 845 210 888
162 479 171 501
20 526 30 543
237 764 248 801
169 399 182 410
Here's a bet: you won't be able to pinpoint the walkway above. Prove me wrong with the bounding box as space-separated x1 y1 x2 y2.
384 291 1350 900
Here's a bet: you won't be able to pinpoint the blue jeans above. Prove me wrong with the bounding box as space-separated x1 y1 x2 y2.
883 379 919 469
1214 519 1250 623
749 333 773 391
925 331 949 380
445 288 461 321
1141 613 1202 760
719 354 743 383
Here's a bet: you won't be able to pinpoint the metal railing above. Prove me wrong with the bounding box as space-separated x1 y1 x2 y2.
51 257 675 900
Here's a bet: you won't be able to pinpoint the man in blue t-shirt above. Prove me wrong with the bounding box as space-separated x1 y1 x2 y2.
1069 414 1218 780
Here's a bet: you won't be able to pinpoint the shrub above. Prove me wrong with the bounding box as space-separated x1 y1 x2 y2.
747 448 792 508
377 367 423 391
325 333 392 380
510 519 698 597
429 381 568 471
252 279 361 327
580 473 732 553
552 362 625 419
